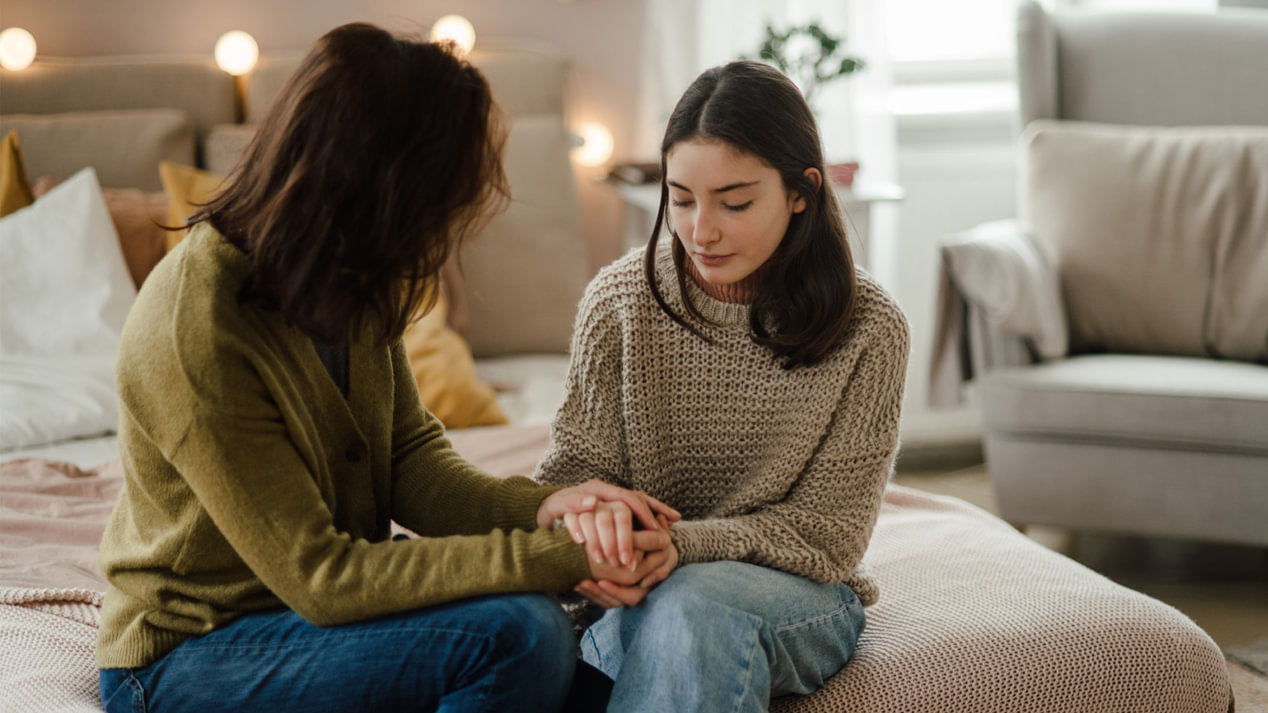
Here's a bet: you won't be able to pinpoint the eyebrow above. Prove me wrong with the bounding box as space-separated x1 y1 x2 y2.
666 179 760 194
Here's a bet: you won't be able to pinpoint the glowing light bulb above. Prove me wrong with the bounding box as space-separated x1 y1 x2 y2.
430 15 476 57
0 28 37 71
214 30 258 76
573 122 615 167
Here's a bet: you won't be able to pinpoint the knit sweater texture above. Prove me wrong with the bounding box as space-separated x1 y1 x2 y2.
96 223 590 669
535 244 909 606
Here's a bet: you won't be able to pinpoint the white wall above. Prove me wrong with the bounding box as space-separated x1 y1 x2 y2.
887 112 1019 446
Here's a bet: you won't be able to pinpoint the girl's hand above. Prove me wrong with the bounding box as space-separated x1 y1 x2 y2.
575 520 679 609
580 529 670 595
636 514 679 588
537 479 681 534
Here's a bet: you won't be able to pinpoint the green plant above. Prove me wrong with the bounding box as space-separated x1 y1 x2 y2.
746 22 865 107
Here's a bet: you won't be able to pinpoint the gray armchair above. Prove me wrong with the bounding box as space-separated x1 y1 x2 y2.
931 2 1268 547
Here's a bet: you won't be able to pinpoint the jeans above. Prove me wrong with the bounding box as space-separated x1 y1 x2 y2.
99 593 577 713
581 561 866 713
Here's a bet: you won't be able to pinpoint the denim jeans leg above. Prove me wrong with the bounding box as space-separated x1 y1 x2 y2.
98 593 576 713
580 561 866 713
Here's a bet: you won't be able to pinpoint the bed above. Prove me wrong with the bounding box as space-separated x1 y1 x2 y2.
0 42 1233 713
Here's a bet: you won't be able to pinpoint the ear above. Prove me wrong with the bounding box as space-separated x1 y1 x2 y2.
790 167 823 214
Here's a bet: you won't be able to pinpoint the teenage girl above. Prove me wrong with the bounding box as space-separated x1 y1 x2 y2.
537 60 910 712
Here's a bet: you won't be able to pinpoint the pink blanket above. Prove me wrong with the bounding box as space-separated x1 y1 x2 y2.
1 424 1231 713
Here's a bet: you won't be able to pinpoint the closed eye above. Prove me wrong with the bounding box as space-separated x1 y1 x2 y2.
724 201 753 212
671 199 694 208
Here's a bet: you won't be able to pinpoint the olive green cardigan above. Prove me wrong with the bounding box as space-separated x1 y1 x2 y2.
96 223 589 668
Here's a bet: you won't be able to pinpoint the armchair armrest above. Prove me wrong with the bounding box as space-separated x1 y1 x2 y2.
930 220 1068 406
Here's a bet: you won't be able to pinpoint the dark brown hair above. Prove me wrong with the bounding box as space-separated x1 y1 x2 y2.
645 60 858 369
192 23 508 344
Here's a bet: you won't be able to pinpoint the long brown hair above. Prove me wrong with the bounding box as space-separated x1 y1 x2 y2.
645 61 857 369
192 23 509 344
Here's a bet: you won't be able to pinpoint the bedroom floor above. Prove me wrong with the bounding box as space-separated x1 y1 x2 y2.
893 462 1268 711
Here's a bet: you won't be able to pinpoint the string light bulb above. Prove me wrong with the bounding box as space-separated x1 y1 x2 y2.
0 28 37 71
430 15 476 57
214 30 259 76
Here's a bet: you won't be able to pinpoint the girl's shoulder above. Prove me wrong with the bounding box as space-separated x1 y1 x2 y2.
842 269 910 353
578 247 654 319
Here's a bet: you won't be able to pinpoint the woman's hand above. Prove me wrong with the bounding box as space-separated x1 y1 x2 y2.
565 501 637 568
537 479 681 531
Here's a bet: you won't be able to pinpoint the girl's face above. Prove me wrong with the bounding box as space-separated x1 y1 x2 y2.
665 139 809 286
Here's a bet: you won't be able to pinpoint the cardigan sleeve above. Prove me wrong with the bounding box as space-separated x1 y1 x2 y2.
163 341 589 628
668 311 910 586
385 339 563 537
533 285 631 490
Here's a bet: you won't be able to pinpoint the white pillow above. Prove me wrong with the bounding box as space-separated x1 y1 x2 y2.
0 168 137 449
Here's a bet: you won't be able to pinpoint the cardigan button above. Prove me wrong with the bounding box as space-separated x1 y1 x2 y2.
345 443 365 462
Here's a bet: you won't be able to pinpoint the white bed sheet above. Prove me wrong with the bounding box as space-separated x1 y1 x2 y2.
476 354 569 427
0 434 120 469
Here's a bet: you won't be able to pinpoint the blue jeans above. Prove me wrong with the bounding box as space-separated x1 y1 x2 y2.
581 561 865 713
99 593 577 713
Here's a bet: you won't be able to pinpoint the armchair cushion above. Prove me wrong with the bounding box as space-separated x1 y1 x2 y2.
1024 120 1268 363
981 354 1268 454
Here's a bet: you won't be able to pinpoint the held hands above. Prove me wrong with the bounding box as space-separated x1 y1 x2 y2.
535 480 682 608
536 478 681 567
575 513 679 609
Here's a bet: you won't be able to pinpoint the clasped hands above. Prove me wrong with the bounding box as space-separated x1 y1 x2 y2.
536 479 681 608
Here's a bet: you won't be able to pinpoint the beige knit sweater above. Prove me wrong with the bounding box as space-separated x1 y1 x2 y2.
535 245 910 605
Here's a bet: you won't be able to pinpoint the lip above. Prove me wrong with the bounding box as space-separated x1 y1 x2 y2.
695 253 733 266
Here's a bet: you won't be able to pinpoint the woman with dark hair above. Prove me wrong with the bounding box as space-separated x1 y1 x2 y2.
95 23 677 713
535 60 910 711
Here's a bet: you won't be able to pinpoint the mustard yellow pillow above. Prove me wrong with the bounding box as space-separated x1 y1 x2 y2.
158 161 225 251
403 289 508 429
0 131 35 217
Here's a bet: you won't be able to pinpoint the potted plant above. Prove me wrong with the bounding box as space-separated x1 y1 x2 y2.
745 21 865 187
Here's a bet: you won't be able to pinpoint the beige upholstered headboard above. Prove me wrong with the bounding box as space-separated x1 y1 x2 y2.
0 41 589 356
0 58 235 190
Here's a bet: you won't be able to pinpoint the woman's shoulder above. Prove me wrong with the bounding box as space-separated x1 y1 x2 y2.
119 223 258 389
132 224 249 334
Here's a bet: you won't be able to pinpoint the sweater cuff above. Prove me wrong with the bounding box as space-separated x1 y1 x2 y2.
668 519 741 565
493 476 563 531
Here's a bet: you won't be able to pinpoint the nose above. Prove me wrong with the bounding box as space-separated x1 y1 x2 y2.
690 205 720 247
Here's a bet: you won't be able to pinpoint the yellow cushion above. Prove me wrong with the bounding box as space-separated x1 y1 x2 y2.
403 289 509 429
0 131 35 217
158 161 225 252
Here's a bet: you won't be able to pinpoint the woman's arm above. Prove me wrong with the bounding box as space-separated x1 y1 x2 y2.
164 376 590 627
386 339 564 537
